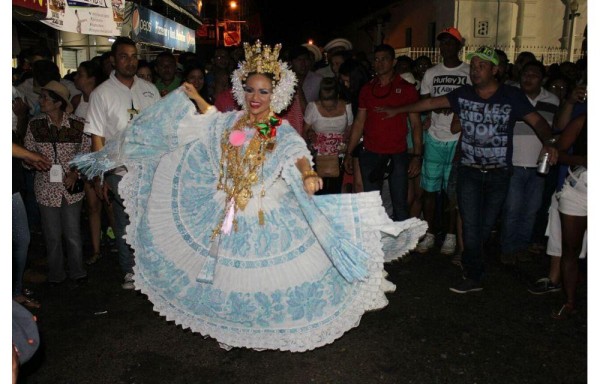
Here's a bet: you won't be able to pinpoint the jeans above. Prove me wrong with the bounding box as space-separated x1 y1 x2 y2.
457 166 511 281
501 167 545 255
106 174 135 275
23 169 40 229
359 149 409 221
13 193 30 296
39 198 86 282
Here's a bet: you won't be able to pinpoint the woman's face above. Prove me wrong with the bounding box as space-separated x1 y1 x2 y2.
74 67 93 91
547 79 568 101
186 69 205 92
244 74 273 119
137 66 153 83
39 90 61 114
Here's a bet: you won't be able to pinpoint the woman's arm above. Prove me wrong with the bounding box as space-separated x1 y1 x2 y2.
553 85 586 132
296 156 322 195
182 82 213 114
408 112 423 178
343 108 366 175
556 114 586 167
303 122 315 144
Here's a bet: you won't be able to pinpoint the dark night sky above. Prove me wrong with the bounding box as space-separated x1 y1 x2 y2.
254 0 394 47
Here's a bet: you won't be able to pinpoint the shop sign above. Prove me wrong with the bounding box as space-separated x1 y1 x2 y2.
41 0 125 36
127 3 196 52
13 0 47 13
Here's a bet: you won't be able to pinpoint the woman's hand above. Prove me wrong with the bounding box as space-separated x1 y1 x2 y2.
296 158 322 195
64 170 79 191
303 174 323 195
182 82 201 100
343 154 353 175
22 151 52 171
182 82 213 114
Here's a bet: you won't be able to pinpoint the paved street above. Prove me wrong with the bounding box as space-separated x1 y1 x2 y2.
18 231 587 384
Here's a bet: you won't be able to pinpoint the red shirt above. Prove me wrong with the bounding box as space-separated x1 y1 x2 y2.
214 88 239 112
358 74 419 153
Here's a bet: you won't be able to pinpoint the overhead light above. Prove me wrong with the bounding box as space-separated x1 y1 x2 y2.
108 38 116 43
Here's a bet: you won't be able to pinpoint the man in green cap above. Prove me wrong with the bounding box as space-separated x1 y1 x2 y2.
375 46 557 294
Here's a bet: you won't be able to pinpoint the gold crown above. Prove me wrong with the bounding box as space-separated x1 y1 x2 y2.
241 40 282 81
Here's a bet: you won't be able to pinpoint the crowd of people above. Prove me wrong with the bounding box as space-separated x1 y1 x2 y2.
11 27 586 363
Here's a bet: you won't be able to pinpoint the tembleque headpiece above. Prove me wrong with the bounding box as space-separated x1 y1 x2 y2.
231 40 297 114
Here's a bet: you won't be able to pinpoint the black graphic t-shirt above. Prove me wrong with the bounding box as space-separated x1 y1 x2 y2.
446 84 535 167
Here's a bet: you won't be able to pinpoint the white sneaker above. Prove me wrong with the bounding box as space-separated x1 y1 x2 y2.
440 234 457 255
416 233 435 254
122 272 135 290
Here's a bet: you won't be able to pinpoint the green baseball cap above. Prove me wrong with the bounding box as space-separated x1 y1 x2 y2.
467 46 500 65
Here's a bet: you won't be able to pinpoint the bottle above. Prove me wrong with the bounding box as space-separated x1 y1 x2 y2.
537 138 556 175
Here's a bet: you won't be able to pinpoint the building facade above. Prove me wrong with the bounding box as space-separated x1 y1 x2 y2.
345 0 587 63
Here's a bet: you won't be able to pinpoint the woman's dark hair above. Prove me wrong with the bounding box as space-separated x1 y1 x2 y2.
338 59 371 115
136 59 154 80
318 77 340 101
183 63 206 83
78 60 104 86
32 60 60 87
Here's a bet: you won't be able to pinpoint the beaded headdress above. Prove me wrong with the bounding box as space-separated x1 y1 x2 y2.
231 40 297 114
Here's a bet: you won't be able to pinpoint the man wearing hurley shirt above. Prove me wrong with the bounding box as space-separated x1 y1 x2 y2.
415 27 471 256
376 46 557 293
84 37 160 289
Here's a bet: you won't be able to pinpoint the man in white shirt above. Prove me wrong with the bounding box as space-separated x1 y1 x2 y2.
84 37 160 289
500 60 559 265
415 27 471 257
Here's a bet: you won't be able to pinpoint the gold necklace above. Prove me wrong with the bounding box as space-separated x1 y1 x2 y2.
212 114 279 238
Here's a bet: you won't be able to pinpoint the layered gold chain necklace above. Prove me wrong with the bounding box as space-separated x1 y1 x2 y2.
212 113 281 238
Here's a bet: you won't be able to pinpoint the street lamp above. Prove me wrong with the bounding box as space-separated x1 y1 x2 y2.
567 0 580 62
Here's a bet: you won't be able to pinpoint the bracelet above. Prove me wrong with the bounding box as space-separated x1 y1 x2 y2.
302 170 319 181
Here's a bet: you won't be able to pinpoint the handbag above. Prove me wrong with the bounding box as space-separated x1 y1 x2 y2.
67 178 85 194
315 155 341 178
